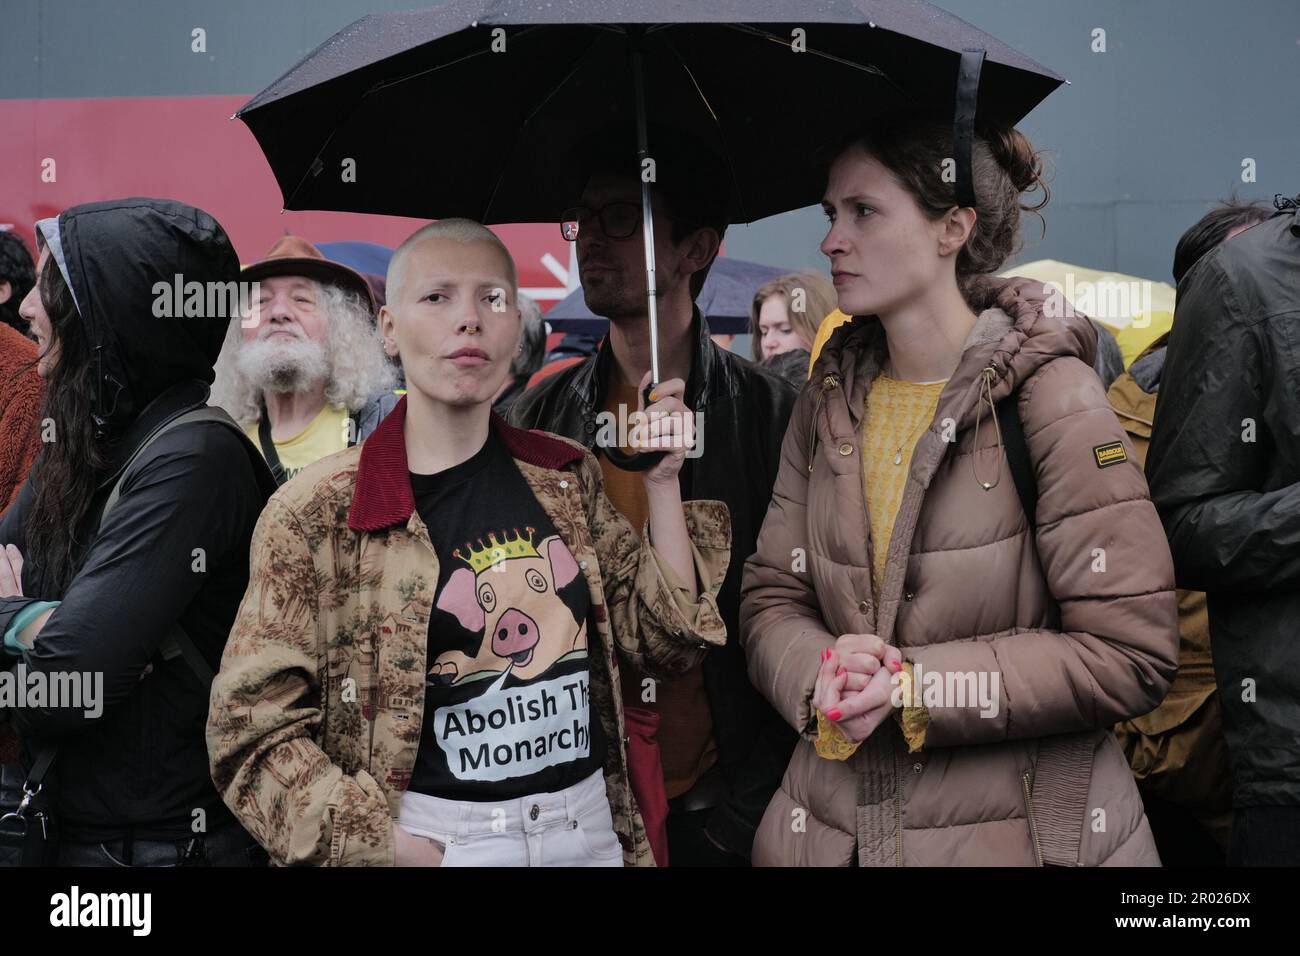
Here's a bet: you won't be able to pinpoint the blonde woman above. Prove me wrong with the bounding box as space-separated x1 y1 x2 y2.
749 271 837 363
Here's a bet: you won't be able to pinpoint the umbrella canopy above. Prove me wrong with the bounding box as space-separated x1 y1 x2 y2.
1000 259 1175 366
238 0 1065 225
545 255 789 334
316 239 394 276
240 1 1064 469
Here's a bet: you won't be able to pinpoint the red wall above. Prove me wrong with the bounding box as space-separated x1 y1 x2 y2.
0 94 573 310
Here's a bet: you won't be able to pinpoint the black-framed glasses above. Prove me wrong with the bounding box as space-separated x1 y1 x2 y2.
559 202 642 241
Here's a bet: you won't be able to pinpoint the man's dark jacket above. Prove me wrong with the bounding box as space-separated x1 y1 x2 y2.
509 309 798 857
0 199 276 843
1146 198 1300 808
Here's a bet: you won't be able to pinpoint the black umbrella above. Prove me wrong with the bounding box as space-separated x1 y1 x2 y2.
239 0 1064 466
241 0 1062 222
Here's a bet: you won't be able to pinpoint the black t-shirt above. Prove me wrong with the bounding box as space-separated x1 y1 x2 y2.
408 429 606 800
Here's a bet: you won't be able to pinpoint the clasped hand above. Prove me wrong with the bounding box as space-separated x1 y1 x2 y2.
812 633 903 743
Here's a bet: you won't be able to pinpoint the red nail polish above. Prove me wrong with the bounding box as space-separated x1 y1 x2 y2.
821 649 830 662
827 709 842 722
890 660 902 672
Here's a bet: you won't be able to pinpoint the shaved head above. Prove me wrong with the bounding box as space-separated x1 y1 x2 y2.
387 218 517 309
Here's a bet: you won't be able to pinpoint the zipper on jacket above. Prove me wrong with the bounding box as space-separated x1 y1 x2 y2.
1022 770 1044 866
894 746 903 866
808 373 839 472
970 366 1004 491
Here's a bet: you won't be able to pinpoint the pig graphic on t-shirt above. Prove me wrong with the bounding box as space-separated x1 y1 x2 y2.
429 530 587 686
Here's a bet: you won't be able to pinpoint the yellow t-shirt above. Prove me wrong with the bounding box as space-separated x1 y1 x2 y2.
244 404 351 481
861 375 948 604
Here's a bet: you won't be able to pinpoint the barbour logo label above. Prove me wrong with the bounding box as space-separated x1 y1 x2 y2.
1093 441 1127 468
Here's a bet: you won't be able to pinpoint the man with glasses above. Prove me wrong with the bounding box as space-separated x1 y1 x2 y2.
509 125 797 867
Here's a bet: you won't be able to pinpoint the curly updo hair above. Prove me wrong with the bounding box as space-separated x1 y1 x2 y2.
825 110 1051 302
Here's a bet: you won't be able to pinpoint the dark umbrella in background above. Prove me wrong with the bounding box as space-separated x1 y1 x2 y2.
238 0 1065 466
317 239 393 308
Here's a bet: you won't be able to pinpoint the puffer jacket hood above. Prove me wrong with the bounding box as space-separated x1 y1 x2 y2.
811 275 1098 437
742 274 1177 867
37 198 240 432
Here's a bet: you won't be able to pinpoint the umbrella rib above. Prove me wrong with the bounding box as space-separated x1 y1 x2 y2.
657 32 751 225
719 22 911 102
283 116 351 212
364 25 559 94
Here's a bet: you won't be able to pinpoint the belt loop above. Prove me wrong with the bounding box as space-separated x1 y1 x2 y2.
457 801 471 844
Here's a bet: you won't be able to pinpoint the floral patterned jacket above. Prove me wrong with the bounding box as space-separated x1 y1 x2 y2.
207 399 730 866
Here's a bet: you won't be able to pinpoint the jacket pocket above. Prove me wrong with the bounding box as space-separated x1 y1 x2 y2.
1021 770 1044 867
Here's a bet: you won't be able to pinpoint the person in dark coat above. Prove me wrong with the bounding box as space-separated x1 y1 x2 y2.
509 126 798 865
761 347 814 387
0 198 277 866
1146 193 1300 866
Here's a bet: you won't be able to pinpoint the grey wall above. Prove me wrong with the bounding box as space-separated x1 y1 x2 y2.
730 0 1300 282
4 0 1297 282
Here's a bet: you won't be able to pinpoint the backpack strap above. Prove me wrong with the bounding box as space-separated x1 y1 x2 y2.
97 405 243 690
995 393 1097 865
256 407 289 487
996 395 1038 532
99 406 241 524
257 405 362 488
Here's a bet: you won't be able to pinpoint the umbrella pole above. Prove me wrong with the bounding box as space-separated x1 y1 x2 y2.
599 33 669 472
631 45 661 390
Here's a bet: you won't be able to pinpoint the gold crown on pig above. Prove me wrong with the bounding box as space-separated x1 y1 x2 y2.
453 526 540 572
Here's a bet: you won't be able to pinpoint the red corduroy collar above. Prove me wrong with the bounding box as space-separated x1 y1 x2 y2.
348 395 584 532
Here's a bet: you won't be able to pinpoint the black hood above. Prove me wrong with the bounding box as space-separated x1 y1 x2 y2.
51 198 240 432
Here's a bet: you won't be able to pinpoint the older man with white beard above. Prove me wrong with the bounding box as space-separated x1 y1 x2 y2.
211 236 400 484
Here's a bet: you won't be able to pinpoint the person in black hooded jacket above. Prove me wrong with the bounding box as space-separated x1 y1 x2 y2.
0 198 277 866
1146 194 1300 866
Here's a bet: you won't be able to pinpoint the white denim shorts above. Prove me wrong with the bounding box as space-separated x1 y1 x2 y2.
397 769 624 867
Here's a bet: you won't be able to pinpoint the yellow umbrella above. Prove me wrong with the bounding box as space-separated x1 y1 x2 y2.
998 259 1174 366
807 260 1175 373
